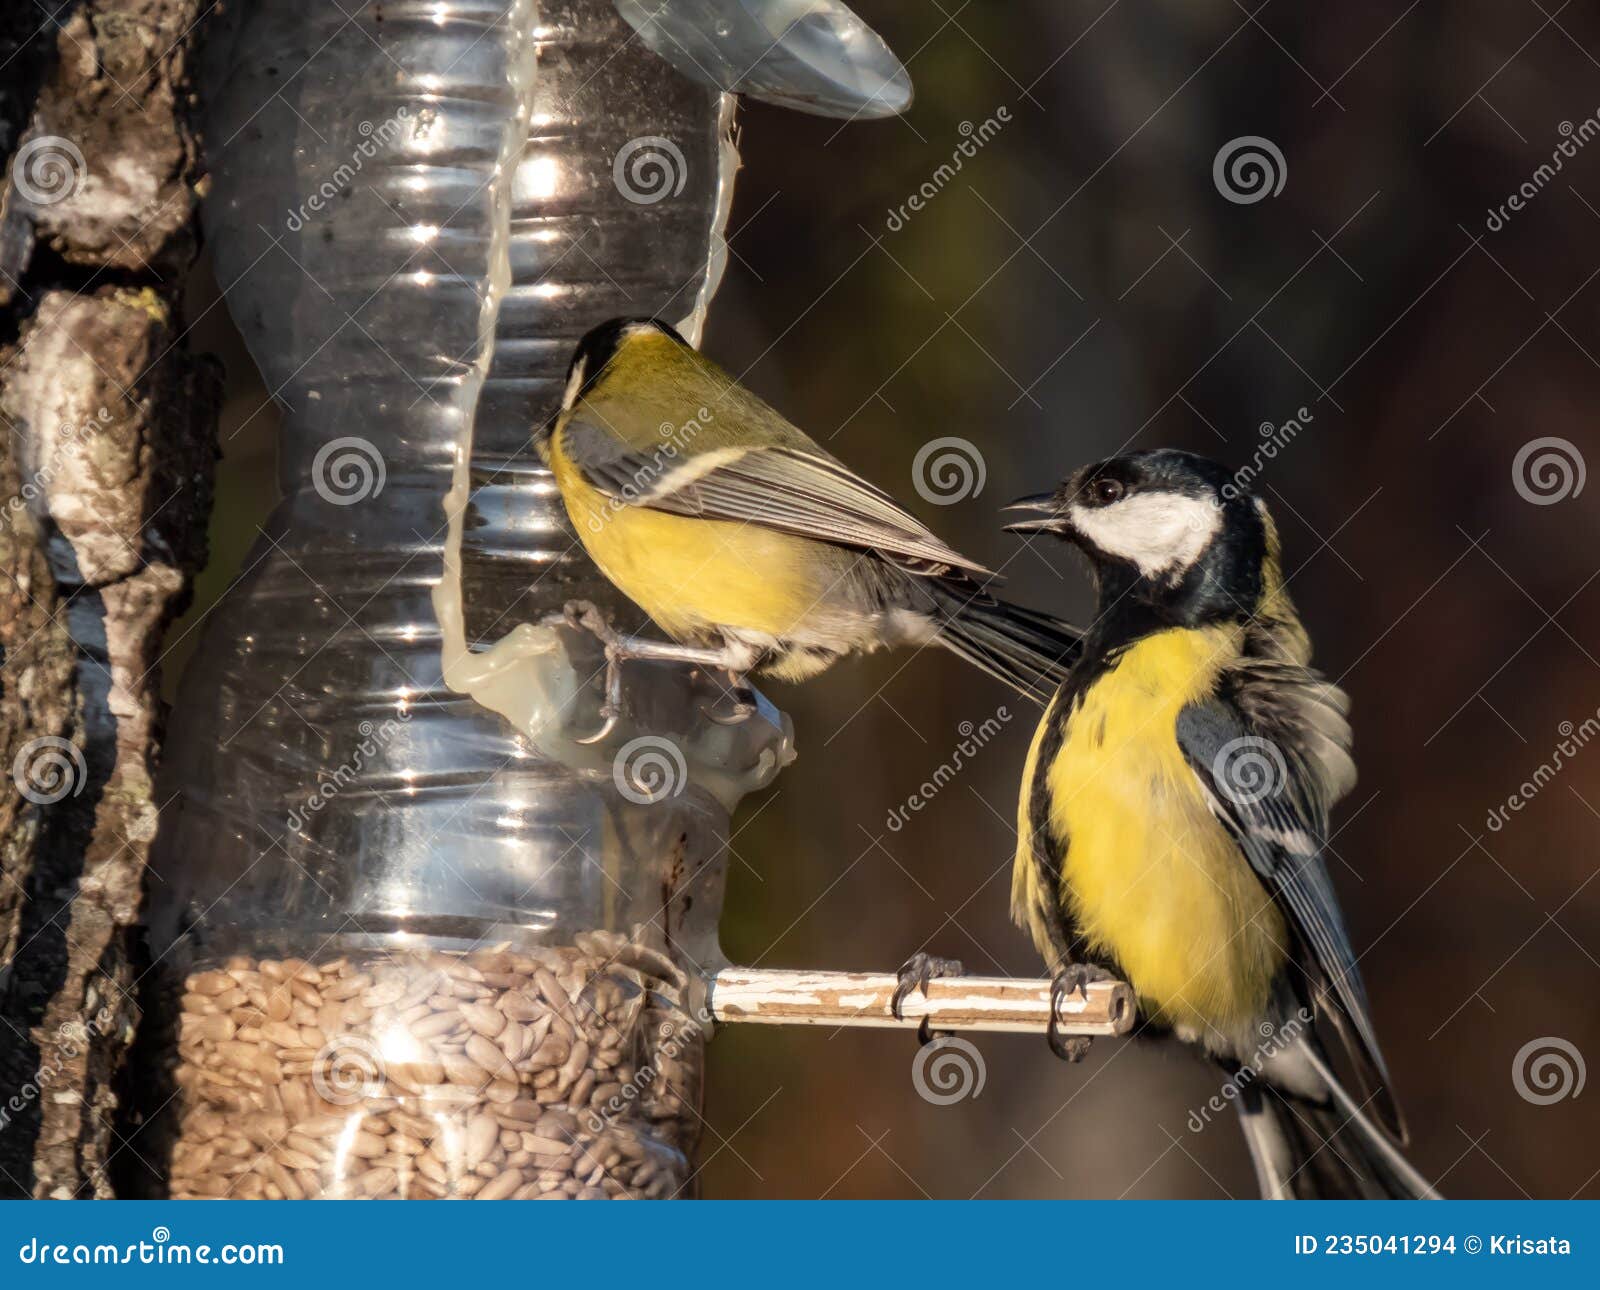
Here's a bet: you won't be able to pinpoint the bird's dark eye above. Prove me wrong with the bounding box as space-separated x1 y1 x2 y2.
1088 477 1125 506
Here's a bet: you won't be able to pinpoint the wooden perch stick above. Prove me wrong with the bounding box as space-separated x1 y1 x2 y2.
707 968 1136 1036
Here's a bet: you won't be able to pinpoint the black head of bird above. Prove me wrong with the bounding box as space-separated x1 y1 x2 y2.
1005 448 1268 630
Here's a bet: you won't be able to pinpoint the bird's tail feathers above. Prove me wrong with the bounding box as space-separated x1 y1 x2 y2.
925 583 1081 705
1236 1047 1440 1199
1320 985 1408 1143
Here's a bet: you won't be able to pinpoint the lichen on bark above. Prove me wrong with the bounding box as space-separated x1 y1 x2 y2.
0 1 217 1198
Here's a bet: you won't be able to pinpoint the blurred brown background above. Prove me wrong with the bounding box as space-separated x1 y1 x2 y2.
176 1 1600 1198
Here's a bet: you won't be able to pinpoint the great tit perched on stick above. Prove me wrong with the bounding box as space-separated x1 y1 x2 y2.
1001 448 1437 1200
537 317 1081 738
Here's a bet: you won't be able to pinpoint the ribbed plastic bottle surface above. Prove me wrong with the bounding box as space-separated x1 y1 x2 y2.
150 0 787 1200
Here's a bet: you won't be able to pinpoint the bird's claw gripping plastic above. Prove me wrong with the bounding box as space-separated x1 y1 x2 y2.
702 670 757 726
563 601 627 745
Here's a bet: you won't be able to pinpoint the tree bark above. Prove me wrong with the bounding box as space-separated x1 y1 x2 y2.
0 0 217 1198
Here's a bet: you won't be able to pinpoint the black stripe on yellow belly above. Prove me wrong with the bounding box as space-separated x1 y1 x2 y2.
1017 626 1286 1048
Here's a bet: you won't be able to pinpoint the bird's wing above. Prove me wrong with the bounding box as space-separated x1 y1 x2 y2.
1175 695 1401 1137
559 417 992 577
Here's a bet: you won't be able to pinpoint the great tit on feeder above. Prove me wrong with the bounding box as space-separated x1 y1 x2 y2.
995 448 1437 1199
538 317 1080 739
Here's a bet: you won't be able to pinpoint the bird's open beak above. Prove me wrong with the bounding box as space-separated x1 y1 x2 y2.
1002 493 1061 535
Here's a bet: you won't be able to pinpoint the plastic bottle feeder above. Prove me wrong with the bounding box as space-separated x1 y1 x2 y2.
146 0 1125 1202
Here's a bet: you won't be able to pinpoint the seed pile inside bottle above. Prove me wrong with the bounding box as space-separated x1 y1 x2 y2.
168 932 700 1199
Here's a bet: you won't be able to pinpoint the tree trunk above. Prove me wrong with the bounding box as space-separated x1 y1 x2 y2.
0 0 216 1199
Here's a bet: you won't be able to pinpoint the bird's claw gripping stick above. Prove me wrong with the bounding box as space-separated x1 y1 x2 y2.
891 952 967 1046
1048 962 1118 1063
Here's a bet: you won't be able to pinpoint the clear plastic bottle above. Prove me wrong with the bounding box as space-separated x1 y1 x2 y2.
613 0 913 118
150 0 790 1200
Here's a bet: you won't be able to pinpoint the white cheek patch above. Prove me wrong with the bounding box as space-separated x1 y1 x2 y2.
1068 490 1222 578
561 356 588 410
